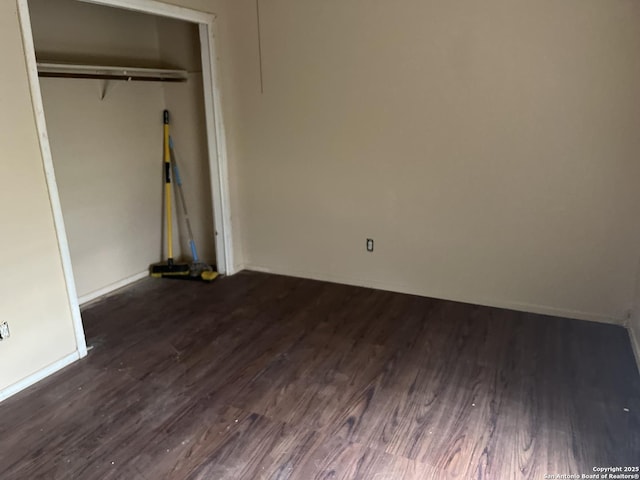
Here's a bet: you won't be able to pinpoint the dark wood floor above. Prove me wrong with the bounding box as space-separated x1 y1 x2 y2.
1 271 639 479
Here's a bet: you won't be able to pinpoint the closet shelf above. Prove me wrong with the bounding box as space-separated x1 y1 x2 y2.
36 62 188 82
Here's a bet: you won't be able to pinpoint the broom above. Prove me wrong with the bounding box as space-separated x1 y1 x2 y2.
150 110 190 278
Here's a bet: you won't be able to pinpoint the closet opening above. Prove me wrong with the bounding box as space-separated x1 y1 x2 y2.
17 0 234 357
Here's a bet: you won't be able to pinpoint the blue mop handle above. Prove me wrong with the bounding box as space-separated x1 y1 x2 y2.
189 240 199 263
170 136 200 264
169 137 182 185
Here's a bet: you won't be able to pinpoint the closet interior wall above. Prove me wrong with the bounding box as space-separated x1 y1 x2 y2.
157 17 216 268
28 0 214 300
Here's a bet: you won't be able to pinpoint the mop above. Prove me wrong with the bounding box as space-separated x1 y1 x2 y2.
169 136 219 282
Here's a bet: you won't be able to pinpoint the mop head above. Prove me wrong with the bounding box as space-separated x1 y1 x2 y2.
191 263 219 282
201 271 219 281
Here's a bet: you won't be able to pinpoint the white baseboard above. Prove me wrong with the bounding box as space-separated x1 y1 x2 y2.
244 263 624 326
0 351 80 403
78 271 148 306
230 262 246 276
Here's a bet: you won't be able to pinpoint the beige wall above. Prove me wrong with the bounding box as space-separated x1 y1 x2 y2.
29 0 163 67
39 80 166 297
239 0 640 324
0 1 77 392
30 0 168 298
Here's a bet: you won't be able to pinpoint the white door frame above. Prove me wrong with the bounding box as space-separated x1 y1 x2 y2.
17 0 235 359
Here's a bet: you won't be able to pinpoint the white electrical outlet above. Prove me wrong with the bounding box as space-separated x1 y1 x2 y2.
366 238 374 252
0 322 10 340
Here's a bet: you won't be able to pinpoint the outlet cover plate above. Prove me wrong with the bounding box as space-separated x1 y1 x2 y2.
0 322 10 340
366 238 374 252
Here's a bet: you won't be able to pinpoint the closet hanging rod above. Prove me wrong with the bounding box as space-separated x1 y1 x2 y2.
36 62 188 82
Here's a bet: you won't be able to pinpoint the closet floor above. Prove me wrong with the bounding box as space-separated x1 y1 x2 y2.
1 271 639 479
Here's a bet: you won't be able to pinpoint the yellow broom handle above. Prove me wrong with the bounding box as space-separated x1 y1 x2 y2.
163 110 173 263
